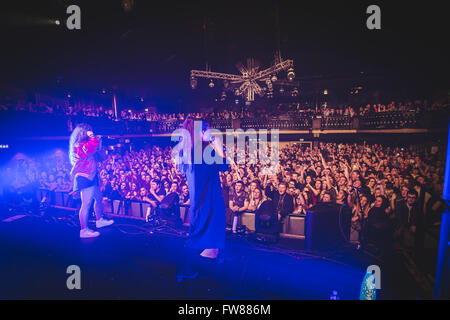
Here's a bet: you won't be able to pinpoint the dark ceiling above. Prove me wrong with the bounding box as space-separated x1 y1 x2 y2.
0 0 448 109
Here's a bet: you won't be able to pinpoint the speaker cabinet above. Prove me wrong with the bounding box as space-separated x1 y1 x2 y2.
305 203 351 250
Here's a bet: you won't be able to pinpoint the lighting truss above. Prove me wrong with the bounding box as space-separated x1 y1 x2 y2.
190 58 296 102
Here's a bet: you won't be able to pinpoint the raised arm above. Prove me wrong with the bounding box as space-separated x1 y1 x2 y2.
80 136 101 158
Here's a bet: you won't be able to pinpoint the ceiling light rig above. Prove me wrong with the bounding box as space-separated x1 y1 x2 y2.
190 57 298 103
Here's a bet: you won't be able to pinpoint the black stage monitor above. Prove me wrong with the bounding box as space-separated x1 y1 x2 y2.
305 203 352 251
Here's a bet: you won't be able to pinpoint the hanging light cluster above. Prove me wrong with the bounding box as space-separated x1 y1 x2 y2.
287 67 295 81
189 57 297 102
190 76 197 89
266 79 274 98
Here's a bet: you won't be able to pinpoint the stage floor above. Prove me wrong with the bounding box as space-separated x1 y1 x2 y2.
0 210 427 299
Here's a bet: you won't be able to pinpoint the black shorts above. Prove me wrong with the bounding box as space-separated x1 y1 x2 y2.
73 175 99 192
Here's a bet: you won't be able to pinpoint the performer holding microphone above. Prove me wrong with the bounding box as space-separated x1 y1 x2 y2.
69 123 114 238
175 118 229 280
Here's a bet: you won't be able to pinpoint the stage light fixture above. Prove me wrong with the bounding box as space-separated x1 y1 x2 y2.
209 80 215 88
190 77 197 89
287 67 295 81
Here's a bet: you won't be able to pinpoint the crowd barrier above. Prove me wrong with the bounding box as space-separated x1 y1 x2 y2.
37 189 441 252
38 188 77 209
240 212 305 239
103 198 190 223
37 189 305 238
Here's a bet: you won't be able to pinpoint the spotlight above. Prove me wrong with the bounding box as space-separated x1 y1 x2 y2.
55 20 60 26
323 89 328 95
271 75 278 82
209 80 215 88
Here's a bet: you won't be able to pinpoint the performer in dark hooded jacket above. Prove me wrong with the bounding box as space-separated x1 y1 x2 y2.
176 118 229 259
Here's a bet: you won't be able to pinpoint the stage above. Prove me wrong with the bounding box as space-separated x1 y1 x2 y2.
0 209 427 300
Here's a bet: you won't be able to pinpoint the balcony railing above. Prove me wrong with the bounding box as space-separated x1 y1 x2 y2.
2 109 447 137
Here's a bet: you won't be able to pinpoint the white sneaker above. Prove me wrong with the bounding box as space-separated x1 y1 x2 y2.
200 249 219 259
96 218 114 228
80 228 100 238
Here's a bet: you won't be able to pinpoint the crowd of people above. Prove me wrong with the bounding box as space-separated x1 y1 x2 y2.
1 137 444 257
0 100 116 119
2 94 448 124
222 141 444 253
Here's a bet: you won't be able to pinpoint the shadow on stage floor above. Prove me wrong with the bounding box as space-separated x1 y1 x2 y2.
0 209 427 300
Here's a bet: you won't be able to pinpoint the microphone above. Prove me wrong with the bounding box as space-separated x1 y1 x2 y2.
96 135 116 140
